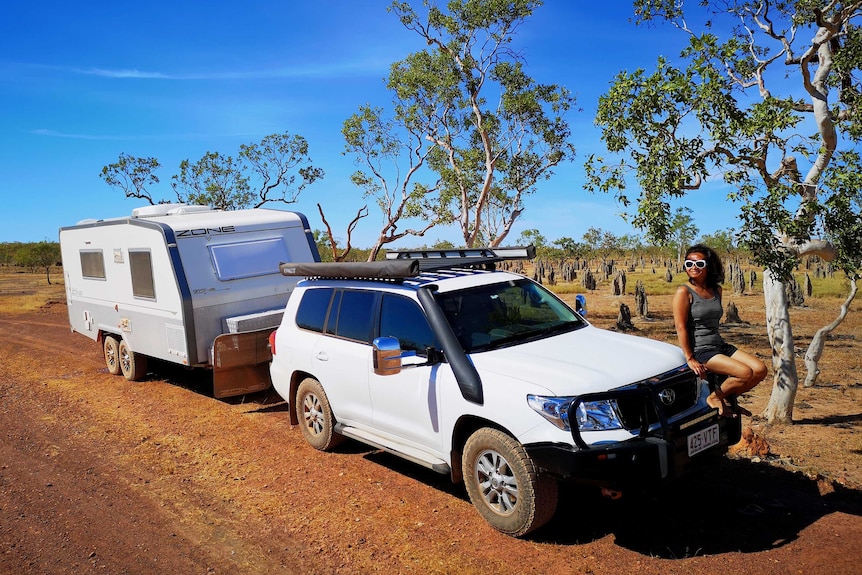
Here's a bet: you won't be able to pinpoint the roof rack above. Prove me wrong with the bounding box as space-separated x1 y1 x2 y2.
384 245 535 271
279 245 535 281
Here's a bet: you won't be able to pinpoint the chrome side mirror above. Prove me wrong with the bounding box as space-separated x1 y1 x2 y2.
373 336 403 376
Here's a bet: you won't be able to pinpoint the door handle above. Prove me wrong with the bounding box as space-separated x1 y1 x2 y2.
315 351 329 362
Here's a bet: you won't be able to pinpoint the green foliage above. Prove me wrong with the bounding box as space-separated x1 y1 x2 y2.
581 227 624 261
383 0 576 247
100 154 163 205
341 103 450 260
698 228 738 255
172 152 252 211
587 1 862 280
103 132 323 211
518 228 546 248
6 241 61 284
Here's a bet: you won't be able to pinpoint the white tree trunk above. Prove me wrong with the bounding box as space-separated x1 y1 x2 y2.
804 278 858 387
762 270 799 424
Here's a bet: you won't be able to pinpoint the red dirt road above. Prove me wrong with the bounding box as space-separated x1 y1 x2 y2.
2 304 861 574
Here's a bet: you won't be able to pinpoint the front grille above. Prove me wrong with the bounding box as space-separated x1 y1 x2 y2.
615 370 699 429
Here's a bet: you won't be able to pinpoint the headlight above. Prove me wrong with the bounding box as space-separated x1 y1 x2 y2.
575 400 624 431
527 395 574 430
527 395 624 432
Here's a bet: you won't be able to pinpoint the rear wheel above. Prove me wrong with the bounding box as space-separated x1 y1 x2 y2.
296 377 343 451
118 339 148 381
103 335 121 375
462 427 558 537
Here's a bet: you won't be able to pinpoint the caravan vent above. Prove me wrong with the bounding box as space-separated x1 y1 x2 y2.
132 204 212 218
225 309 285 334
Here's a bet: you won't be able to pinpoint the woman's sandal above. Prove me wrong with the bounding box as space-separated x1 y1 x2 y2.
727 395 752 417
707 389 737 418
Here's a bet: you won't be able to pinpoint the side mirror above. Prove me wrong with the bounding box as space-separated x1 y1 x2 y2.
373 336 403 376
373 337 443 376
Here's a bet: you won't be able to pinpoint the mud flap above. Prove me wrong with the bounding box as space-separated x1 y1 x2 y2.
212 329 274 399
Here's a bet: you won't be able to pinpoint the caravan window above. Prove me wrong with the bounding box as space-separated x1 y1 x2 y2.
209 238 290 281
80 250 106 280
129 250 156 299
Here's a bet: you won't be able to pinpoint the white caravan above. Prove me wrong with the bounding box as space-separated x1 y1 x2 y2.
60 204 320 398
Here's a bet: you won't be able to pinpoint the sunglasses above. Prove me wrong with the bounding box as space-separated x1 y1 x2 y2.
684 259 707 270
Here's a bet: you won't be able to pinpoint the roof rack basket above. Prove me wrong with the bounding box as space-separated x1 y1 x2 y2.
384 245 535 271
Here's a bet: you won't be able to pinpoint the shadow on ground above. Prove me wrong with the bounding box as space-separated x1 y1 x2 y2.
539 456 862 557
327 439 862 557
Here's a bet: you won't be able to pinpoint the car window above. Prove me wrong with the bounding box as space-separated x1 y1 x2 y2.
379 294 438 356
295 288 334 332
334 290 378 343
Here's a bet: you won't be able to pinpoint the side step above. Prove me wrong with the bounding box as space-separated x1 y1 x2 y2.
336 425 451 474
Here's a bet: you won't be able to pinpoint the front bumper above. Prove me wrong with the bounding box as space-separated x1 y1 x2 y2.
527 409 740 488
526 368 742 488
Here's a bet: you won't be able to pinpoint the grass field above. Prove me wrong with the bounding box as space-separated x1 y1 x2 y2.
0 266 65 314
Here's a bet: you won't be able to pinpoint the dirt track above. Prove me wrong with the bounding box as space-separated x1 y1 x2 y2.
2 303 862 575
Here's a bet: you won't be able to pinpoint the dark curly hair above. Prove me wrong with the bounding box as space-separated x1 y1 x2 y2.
685 244 725 288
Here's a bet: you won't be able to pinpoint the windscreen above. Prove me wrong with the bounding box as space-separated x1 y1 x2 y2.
436 278 586 353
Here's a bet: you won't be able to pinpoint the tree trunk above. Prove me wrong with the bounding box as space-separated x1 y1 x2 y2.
762 270 798 424
804 277 858 387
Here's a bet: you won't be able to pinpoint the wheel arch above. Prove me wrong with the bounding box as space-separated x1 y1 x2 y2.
449 415 517 484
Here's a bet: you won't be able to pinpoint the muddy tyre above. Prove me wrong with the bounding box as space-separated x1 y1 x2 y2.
462 427 558 537
103 335 121 376
118 339 148 382
296 377 344 451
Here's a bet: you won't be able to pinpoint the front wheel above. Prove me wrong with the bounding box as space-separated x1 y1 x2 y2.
118 339 148 381
296 377 343 451
462 427 558 537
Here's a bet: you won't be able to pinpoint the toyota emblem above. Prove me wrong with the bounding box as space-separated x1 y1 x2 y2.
658 389 676 405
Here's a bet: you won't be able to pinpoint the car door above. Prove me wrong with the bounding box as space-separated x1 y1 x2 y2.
368 293 444 453
310 289 377 426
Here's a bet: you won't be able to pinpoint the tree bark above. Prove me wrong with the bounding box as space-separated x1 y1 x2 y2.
804 277 858 387
762 270 798 424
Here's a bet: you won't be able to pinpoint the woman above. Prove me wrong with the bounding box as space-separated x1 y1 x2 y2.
673 244 767 417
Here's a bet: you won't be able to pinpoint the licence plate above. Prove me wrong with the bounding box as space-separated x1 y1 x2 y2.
687 424 719 456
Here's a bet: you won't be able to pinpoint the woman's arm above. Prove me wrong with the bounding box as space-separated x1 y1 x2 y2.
672 285 706 376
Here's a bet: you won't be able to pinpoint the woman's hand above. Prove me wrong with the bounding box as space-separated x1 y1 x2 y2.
686 356 707 378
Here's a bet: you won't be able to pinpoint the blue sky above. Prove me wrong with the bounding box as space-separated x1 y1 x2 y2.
1 0 730 248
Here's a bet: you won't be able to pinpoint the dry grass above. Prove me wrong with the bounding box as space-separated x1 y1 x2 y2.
0 266 65 314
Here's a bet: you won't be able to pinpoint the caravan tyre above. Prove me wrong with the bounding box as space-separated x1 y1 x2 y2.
118 339 148 381
103 335 121 376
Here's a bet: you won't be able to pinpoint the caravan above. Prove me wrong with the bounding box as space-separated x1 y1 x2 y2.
60 204 320 398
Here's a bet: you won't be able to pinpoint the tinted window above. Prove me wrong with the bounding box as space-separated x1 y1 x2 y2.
129 250 155 299
80 250 105 279
380 295 437 355
334 290 377 343
208 238 290 280
295 288 334 332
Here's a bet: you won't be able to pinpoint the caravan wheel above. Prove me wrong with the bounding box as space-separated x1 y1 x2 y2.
118 340 148 381
103 335 121 375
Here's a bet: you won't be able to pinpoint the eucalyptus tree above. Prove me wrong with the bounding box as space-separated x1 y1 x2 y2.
101 132 323 211
341 104 449 262
100 154 163 205
172 133 323 211
384 0 576 247
585 1 862 423
667 207 699 266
